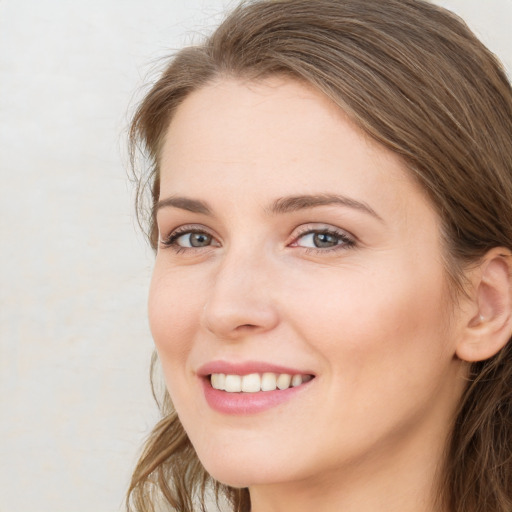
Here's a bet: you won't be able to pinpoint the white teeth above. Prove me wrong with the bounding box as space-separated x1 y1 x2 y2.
210 373 226 390
276 373 292 390
241 373 261 393
261 372 277 391
291 374 303 387
210 372 312 393
224 374 242 392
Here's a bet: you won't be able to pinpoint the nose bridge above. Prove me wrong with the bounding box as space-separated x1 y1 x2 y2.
202 242 278 338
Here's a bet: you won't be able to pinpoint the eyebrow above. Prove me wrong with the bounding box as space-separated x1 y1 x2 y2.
268 194 383 221
155 196 212 215
155 193 382 221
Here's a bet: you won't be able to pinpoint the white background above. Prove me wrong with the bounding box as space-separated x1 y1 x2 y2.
1 1 510 511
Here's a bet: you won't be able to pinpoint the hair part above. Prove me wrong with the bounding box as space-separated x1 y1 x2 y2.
127 1 512 510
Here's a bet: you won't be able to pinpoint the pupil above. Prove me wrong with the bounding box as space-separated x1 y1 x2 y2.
314 232 338 248
190 233 211 247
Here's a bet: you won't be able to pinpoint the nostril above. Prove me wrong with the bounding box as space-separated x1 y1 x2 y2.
234 323 261 332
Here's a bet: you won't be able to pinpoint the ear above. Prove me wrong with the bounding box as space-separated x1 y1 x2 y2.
456 248 512 362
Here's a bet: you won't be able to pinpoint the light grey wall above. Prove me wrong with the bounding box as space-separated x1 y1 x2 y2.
1 1 510 511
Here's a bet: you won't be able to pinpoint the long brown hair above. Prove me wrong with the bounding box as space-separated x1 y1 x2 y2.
127 1 512 510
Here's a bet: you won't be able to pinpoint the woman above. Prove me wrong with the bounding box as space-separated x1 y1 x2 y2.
127 1 512 511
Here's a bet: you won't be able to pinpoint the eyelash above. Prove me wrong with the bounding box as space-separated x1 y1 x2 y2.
159 224 356 254
290 225 356 254
159 225 217 253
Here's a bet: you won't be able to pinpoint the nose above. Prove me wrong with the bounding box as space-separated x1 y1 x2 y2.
201 250 280 340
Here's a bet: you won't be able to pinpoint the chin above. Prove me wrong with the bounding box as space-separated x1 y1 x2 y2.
208 470 253 489
197 449 294 488
206 468 280 489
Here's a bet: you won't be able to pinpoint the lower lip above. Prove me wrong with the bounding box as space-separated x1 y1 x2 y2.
202 377 314 415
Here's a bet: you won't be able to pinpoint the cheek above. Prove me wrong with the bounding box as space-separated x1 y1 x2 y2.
286 259 452 381
148 266 202 370
282 266 458 456
147 267 208 425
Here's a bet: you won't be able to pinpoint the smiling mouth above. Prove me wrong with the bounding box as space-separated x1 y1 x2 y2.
209 372 314 393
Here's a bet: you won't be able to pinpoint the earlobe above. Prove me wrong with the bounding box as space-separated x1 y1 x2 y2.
456 248 512 363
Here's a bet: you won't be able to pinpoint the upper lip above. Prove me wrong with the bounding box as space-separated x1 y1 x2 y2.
197 360 315 377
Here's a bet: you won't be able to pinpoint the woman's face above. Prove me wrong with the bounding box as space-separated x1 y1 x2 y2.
150 78 467 489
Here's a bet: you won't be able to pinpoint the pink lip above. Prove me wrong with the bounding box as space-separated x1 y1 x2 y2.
197 360 314 377
197 360 315 415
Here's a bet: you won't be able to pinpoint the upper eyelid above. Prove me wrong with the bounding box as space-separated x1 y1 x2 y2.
158 222 357 248
160 223 217 238
288 225 358 253
290 223 356 240
159 224 220 247
161 222 351 236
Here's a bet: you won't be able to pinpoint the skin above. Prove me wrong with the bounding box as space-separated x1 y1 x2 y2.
149 78 471 512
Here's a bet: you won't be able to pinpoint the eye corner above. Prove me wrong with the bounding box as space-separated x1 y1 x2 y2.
157 223 221 252
288 223 356 253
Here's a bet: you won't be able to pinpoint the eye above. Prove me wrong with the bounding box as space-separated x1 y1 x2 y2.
175 232 214 248
291 226 355 251
160 226 220 250
297 232 342 249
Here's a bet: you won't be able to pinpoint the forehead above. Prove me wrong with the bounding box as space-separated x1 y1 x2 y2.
159 77 429 219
